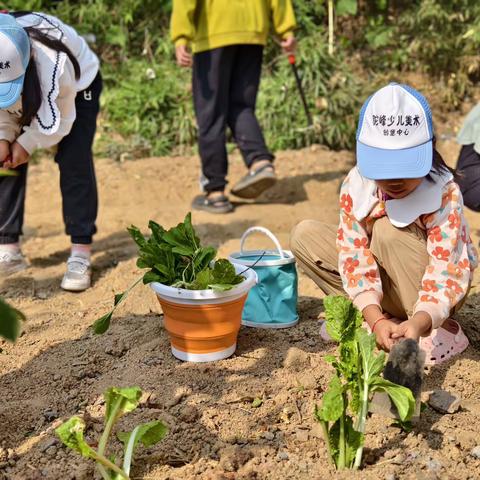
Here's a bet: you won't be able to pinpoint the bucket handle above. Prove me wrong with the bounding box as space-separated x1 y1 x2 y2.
240 227 286 259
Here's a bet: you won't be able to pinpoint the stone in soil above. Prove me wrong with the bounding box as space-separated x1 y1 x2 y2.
470 446 480 459
283 347 310 371
218 446 252 472
428 390 462 414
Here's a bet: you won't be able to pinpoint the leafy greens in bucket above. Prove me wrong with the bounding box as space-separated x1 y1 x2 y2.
92 213 244 334
314 295 415 469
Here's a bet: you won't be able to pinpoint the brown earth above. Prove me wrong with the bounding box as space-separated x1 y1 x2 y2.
1 134 480 480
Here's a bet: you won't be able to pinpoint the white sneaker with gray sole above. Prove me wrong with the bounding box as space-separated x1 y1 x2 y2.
0 251 28 277
61 256 92 292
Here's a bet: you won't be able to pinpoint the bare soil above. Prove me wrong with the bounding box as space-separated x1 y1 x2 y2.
1 136 480 480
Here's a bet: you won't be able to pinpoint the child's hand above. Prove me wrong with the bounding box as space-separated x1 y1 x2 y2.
391 314 432 342
176 44 192 67
373 318 398 351
281 35 297 54
0 139 11 164
3 142 29 169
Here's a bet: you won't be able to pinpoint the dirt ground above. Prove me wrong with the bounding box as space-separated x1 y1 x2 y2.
1 130 480 480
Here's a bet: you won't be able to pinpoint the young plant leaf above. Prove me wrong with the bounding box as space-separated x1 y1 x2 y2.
56 417 96 458
251 397 263 408
104 387 142 423
324 295 362 343
118 420 168 475
317 375 344 422
118 420 168 450
92 312 113 335
371 378 415 422
0 297 25 342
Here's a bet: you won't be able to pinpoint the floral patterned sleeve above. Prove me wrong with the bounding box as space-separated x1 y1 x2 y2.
416 182 477 329
337 177 383 312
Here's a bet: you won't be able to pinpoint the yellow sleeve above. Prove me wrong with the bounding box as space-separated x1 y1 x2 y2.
170 0 197 46
270 0 297 39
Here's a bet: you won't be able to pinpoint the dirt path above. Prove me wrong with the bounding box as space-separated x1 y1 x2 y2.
1 140 480 480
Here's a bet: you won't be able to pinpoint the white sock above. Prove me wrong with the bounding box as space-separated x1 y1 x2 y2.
71 244 92 261
0 243 20 255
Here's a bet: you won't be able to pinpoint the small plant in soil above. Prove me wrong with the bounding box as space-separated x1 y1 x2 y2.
315 296 415 470
93 212 244 333
0 297 25 342
56 386 167 480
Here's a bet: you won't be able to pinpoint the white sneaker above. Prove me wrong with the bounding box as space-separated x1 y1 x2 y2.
61 256 92 292
0 250 28 276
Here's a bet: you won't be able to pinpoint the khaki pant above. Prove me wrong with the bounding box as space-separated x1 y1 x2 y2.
290 217 437 319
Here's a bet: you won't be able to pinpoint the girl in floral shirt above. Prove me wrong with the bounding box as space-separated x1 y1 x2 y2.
291 83 478 365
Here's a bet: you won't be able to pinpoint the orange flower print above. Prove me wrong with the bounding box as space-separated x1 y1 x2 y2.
354 237 368 249
447 262 466 279
343 257 359 274
441 186 459 208
337 228 344 242
347 273 362 288
342 213 354 230
365 269 378 284
364 249 375 265
444 289 457 302
432 246 450 262
448 210 460 230
461 225 468 244
340 194 353 213
428 226 443 243
446 279 463 295
422 279 439 292
458 259 470 270
426 265 435 274
420 294 439 304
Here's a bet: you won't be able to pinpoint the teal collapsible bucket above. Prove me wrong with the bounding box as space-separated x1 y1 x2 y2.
229 227 298 328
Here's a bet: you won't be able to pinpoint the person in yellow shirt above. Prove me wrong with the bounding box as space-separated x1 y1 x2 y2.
171 0 297 214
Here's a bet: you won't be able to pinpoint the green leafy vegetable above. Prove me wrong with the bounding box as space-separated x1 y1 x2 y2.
316 295 415 469
0 297 25 342
56 387 167 480
0 168 19 177
93 213 244 334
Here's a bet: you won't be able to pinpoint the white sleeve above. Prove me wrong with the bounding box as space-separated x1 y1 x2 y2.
0 109 21 143
17 59 77 154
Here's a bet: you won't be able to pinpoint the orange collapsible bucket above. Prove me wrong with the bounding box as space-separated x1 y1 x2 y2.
150 264 257 362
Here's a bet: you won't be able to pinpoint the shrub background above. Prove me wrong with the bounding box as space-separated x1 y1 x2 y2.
2 0 480 157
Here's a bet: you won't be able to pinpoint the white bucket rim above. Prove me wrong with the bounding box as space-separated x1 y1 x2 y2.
229 249 296 267
150 262 257 301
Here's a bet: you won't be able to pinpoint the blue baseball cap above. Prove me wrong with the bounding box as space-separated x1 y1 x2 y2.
0 14 30 109
356 83 434 180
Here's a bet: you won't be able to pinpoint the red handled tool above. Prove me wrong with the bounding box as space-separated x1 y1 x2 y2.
288 54 313 127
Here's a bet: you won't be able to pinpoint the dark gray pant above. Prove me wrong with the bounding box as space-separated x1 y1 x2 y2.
0 72 102 245
193 44 274 193
456 143 480 212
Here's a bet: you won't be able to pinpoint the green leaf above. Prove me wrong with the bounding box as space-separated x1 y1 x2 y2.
104 387 142 423
0 298 25 342
118 420 168 449
336 0 358 16
323 295 362 343
56 417 95 458
0 169 19 177
317 375 344 422
92 312 113 335
356 329 385 380
371 378 415 422
251 398 263 408
143 271 163 284
163 213 199 257
148 220 166 243
210 259 244 286
128 225 147 248
343 416 363 468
